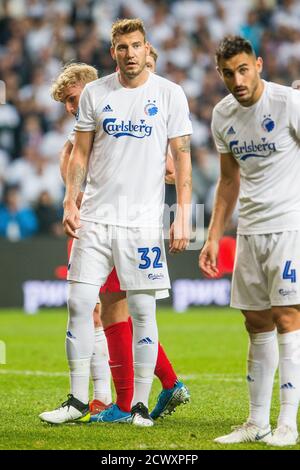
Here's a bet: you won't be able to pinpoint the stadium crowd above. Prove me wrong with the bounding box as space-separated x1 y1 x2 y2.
0 0 299 239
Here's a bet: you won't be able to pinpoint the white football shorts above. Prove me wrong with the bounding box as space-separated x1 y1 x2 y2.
231 231 300 310
68 221 171 296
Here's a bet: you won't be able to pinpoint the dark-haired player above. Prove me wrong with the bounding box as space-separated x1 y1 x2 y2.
200 35 300 446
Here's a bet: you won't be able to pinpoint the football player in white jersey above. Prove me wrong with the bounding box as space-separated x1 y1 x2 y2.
40 57 189 424
200 36 300 446
40 18 192 427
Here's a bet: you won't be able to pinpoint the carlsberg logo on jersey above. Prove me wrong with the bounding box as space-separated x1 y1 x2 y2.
103 118 152 139
229 138 277 161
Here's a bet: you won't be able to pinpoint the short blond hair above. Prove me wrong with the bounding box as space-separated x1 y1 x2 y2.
111 18 146 47
51 62 98 102
149 45 158 63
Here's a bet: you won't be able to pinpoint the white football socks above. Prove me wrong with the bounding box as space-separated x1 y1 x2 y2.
66 281 100 404
277 329 300 430
90 326 112 404
247 329 278 428
127 290 158 409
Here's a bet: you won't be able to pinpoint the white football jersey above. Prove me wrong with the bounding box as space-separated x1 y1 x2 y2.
74 72 192 227
67 128 75 144
212 80 300 235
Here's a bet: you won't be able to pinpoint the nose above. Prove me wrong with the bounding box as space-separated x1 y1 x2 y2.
126 46 135 58
234 72 244 87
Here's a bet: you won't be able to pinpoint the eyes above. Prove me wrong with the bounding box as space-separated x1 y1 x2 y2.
223 67 249 78
117 43 142 52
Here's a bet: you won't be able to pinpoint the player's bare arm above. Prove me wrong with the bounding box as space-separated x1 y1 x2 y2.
165 152 175 184
60 140 73 185
199 152 240 277
60 140 84 209
169 134 192 253
63 130 93 239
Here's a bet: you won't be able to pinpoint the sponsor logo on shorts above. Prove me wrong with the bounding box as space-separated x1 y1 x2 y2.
148 273 164 280
278 288 297 296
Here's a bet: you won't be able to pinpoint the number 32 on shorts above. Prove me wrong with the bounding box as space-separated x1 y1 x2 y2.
138 247 163 269
283 260 297 283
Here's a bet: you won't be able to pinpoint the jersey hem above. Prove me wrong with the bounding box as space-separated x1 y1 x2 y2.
79 216 163 228
237 226 300 235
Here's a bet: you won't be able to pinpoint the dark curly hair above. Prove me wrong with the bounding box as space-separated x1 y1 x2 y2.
215 36 255 65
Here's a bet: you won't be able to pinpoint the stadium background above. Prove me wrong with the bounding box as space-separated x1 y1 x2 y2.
2 0 299 312
1 0 300 451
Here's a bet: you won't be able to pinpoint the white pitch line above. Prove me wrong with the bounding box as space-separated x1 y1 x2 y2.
0 369 68 377
0 369 249 382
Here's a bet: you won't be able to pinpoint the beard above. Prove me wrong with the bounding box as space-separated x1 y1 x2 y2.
119 60 146 79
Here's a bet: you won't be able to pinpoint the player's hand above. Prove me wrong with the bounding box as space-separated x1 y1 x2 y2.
165 172 175 185
76 191 84 209
199 240 219 277
63 199 81 239
169 216 190 254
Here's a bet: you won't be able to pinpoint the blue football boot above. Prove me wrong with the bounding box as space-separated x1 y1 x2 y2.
90 403 131 423
150 381 190 420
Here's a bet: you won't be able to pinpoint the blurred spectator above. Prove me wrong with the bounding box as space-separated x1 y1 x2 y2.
240 9 263 55
0 184 38 241
34 190 63 236
0 0 300 237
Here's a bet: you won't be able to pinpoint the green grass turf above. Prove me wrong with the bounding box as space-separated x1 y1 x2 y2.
0 307 298 450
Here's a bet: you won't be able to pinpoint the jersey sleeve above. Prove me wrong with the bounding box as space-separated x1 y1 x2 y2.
288 88 300 139
211 108 230 154
167 85 193 139
74 85 96 132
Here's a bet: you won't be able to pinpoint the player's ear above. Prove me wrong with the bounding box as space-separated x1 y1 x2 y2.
110 46 116 61
216 66 223 80
256 56 263 74
145 41 150 55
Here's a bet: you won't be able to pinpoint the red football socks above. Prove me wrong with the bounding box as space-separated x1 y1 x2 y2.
104 321 133 412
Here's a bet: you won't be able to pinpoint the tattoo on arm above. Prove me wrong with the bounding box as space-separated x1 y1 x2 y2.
178 136 191 154
69 163 86 200
183 176 192 189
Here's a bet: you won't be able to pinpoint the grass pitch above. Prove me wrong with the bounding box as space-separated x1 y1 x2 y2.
0 307 298 450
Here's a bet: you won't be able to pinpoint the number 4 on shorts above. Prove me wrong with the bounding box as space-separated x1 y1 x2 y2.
283 260 296 283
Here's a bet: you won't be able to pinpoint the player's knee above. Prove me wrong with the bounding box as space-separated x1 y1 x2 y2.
127 292 156 322
67 296 93 320
272 306 300 333
244 318 272 334
243 309 273 334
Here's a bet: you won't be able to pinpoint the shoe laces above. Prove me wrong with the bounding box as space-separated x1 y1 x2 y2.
132 402 150 419
104 404 116 417
60 394 73 410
